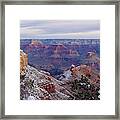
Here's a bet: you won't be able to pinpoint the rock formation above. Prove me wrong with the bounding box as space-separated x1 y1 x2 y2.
20 50 28 76
20 62 72 100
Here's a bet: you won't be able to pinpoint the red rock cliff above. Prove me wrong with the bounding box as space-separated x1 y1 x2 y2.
20 50 28 76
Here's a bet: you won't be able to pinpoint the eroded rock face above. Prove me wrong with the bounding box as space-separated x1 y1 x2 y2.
20 65 72 100
20 50 28 76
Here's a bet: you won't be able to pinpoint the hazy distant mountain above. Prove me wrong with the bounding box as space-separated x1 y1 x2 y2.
20 39 100 45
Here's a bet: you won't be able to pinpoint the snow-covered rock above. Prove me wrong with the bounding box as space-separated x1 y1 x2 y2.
20 65 71 100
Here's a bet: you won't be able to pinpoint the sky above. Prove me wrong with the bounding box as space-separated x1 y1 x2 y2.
20 20 100 39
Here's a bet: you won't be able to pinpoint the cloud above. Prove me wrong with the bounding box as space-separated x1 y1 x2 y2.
21 30 100 39
21 27 45 36
20 20 100 39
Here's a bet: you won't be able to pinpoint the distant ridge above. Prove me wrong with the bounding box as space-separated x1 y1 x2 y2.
20 39 100 45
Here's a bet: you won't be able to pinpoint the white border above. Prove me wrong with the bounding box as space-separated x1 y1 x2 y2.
5 5 115 115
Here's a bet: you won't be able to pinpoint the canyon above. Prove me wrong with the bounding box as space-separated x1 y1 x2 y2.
20 39 100 100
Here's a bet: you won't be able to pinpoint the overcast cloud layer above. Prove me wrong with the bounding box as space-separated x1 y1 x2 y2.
20 20 100 39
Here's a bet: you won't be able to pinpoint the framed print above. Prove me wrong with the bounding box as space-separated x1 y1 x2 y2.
0 0 119 119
